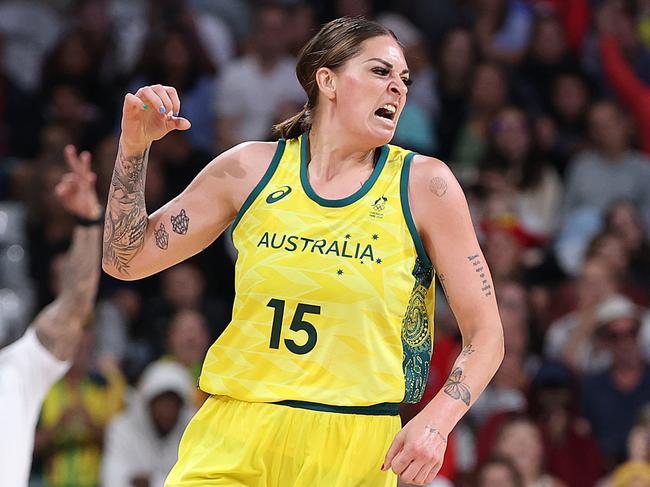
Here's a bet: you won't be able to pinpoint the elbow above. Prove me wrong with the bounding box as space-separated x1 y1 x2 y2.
101 261 139 282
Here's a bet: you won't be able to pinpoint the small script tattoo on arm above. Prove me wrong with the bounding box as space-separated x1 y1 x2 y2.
171 209 190 235
154 223 169 250
429 176 448 197
461 344 475 356
443 367 472 406
468 254 492 297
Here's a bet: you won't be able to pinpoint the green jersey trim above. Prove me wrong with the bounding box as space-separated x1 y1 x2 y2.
299 132 389 208
400 152 432 268
274 399 400 416
231 139 287 236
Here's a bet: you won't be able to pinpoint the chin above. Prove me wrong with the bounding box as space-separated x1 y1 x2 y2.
364 123 396 147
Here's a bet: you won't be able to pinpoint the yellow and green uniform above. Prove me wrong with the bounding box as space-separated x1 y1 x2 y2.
166 134 435 487
38 371 124 487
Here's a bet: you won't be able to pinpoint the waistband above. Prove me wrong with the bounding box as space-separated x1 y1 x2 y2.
273 399 400 416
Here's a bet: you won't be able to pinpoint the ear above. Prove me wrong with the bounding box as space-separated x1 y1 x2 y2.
315 67 337 102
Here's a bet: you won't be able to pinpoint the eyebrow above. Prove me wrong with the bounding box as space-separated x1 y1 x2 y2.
365 57 410 75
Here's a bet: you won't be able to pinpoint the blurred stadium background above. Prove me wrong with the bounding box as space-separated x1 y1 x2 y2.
0 0 649 486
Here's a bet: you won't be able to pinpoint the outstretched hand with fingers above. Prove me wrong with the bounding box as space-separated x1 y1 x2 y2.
121 85 191 152
55 145 102 220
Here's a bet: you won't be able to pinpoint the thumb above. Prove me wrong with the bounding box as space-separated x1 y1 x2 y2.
170 116 191 131
382 431 405 471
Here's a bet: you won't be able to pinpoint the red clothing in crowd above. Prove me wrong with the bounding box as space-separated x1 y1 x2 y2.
600 34 650 155
528 0 590 52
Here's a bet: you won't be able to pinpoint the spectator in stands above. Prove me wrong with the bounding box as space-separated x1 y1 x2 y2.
130 26 217 152
101 360 196 487
492 415 567 487
528 361 605 487
582 296 650 468
34 329 125 487
215 3 304 149
435 28 477 161
479 105 563 238
144 263 228 356
519 12 580 115
540 71 592 174
451 62 509 179
545 257 620 372
474 456 524 487
604 201 650 293
562 100 650 237
474 0 534 65
163 309 211 407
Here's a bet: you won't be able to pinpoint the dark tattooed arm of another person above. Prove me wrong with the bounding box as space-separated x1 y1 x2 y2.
34 146 102 361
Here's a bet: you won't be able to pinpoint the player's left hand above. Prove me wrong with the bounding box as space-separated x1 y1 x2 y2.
381 413 448 485
55 145 102 220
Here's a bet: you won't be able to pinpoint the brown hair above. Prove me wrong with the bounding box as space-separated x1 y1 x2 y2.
273 17 398 140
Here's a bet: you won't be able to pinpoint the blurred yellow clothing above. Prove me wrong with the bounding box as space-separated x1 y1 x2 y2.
38 368 125 487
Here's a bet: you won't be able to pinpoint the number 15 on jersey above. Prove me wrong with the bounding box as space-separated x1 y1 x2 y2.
266 299 320 355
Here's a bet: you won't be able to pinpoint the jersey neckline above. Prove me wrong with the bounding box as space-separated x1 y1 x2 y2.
299 132 389 208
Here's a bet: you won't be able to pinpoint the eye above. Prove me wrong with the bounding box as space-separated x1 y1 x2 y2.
372 67 390 76
402 78 413 87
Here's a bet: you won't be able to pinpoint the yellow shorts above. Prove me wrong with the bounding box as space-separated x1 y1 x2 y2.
164 395 401 487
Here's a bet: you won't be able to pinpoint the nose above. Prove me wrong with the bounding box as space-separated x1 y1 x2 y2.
389 78 406 96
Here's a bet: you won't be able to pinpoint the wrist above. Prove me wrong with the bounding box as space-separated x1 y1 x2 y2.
119 138 150 158
74 206 104 227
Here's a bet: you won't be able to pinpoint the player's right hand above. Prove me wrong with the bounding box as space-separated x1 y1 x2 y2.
120 85 191 153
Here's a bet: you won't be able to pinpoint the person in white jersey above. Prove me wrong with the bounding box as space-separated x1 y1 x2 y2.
0 145 102 487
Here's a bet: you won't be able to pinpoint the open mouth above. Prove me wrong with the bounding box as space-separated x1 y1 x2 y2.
374 104 397 121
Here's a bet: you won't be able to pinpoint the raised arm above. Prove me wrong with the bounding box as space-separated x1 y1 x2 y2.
102 85 275 280
383 156 504 485
33 146 102 361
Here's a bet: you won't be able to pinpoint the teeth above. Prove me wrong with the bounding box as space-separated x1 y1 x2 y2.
381 104 396 113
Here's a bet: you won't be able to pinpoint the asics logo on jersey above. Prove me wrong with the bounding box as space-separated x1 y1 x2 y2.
266 186 292 204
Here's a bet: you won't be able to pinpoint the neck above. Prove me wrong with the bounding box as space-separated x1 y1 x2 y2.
600 146 627 161
307 121 376 180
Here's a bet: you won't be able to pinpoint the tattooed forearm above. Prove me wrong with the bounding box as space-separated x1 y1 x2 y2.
102 146 150 274
429 176 448 197
468 254 492 297
35 226 102 360
171 209 189 235
154 222 169 249
443 367 472 406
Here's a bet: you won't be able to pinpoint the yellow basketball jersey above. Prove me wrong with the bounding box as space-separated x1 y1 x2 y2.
199 134 435 411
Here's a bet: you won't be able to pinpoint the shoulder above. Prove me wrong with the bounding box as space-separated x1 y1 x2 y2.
407 154 466 207
201 140 282 207
205 140 280 175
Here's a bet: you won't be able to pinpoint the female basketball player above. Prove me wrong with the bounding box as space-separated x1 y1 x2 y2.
103 17 504 487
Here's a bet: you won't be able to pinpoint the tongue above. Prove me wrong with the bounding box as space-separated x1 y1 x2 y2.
375 108 391 119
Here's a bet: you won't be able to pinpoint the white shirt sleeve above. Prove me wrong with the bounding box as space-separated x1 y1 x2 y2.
0 328 70 487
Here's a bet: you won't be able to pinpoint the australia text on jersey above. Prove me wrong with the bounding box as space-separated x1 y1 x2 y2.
256 231 377 262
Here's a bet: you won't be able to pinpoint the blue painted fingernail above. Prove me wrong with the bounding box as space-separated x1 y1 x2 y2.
159 106 166 113
174 111 179 117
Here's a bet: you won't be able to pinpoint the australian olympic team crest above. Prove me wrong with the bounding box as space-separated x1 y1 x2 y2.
266 185 292 204
370 195 388 219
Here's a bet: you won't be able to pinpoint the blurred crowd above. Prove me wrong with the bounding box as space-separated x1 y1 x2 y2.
0 0 649 486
